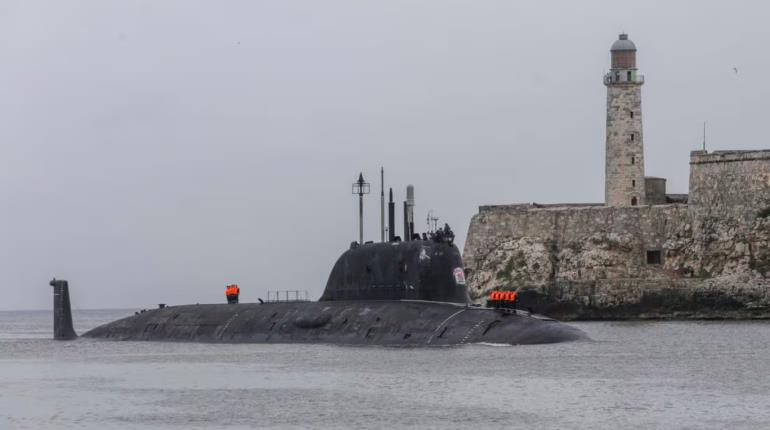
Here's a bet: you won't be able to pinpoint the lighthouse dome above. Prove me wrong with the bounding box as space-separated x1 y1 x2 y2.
610 33 637 69
611 33 637 51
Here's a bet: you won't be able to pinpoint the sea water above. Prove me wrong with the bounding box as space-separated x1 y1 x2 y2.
1 309 769 429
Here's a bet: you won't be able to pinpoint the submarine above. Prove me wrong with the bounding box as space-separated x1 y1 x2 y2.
51 177 585 346
52 229 585 346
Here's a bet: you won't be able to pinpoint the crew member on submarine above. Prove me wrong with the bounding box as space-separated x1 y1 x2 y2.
225 284 240 304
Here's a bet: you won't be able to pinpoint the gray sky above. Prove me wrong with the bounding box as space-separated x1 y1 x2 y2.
2 1 768 310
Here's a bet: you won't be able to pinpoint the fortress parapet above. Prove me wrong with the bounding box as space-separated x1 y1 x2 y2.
479 203 603 214
689 150 770 222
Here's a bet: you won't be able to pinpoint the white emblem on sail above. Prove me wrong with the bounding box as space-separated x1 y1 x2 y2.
453 267 466 285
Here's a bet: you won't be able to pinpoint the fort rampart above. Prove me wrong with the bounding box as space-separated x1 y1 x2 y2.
463 150 770 319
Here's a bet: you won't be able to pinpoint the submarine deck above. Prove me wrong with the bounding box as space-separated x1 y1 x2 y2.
83 300 585 346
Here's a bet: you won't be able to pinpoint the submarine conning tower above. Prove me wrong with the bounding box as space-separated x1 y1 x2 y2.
320 239 469 304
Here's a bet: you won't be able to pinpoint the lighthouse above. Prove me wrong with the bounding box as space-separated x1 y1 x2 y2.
604 33 646 206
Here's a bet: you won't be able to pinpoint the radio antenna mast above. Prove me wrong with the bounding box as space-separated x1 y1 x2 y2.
380 167 385 242
426 210 440 233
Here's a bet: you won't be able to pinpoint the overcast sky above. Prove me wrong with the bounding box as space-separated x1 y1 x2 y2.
1 1 768 310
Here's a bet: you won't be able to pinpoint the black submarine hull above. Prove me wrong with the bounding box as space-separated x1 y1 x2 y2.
83 300 585 345
64 238 586 345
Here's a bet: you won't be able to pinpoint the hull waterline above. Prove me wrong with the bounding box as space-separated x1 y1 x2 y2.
84 300 586 346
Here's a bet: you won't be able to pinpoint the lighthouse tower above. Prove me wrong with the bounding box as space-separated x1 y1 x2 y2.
604 33 645 206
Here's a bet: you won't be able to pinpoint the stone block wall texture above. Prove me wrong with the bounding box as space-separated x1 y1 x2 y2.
464 150 770 319
644 177 667 205
689 150 770 222
605 84 646 206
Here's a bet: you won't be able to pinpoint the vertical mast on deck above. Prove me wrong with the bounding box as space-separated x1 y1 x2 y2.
352 173 370 244
380 168 385 242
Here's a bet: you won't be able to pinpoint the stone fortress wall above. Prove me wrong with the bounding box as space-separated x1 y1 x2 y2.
462 34 770 319
689 150 770 221
463 150 770 319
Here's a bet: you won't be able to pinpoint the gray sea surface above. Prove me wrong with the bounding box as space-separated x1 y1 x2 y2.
1 309 769 429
